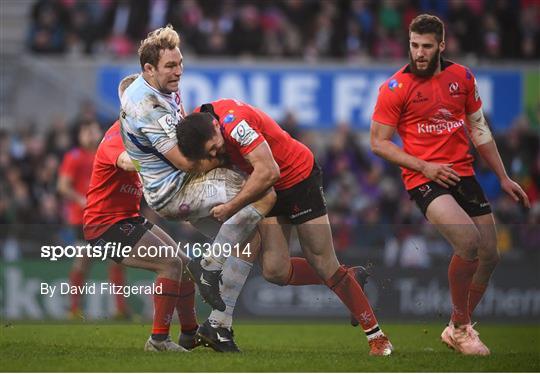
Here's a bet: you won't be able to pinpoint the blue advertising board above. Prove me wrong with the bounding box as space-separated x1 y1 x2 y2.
98 64 522 131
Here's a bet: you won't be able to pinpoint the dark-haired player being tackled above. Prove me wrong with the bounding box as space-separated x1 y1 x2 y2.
178 100 392 356
370 14 530 356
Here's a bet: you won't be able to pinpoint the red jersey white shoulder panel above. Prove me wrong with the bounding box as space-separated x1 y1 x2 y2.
373 61 481 190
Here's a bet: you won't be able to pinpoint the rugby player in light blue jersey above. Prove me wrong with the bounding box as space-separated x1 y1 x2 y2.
119 25 276 351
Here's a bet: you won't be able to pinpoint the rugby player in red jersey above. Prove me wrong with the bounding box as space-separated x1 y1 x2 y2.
177 99 392 356
83 74 198 352
58 119 129 319
370 14 530 355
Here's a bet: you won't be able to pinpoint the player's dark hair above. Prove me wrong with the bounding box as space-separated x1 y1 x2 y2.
176 112 216 160
409 14 445 43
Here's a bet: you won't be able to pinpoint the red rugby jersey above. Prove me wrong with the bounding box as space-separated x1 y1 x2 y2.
83 121 142 240
197 99 314 191
59 147 96 225
372 60 482 190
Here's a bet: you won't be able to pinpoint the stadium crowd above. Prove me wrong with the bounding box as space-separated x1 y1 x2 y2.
1 100 538 266
4 0 538 268
27 0 540 61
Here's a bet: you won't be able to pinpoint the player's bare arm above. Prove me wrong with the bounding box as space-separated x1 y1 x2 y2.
211 141 279 221
57 175 86 207
163 145 198 172
466 109 530 208
116 151 137 172
370 120 460 188
165 145 222 173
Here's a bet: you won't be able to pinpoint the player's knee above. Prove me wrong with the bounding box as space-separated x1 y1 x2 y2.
480 251 500 270
457 230 481 255
262 266 289 286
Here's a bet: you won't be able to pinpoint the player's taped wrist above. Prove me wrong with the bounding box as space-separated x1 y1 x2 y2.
467 109 493 147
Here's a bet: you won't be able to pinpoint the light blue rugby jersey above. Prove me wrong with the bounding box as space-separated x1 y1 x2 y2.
120 75 185 211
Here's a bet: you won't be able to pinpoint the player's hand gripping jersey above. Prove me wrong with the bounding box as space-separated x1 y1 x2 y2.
83 121 142 240
196 99 314 190
372 60 482 190
120 75 185 210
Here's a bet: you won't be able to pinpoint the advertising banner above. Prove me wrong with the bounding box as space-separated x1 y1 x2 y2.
2 259 538 322
99 64 522 131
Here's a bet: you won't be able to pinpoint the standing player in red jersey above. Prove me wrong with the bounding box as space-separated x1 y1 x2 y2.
177 99 392 356
370 14 530 356
57 120 130 319
83 74 199 352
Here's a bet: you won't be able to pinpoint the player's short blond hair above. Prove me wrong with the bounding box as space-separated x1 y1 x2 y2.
118 73 139 100
138 24 180 70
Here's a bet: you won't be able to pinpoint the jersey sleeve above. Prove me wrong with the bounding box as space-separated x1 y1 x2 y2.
464 69 483 114
101 133 125 168
141 107 178 154
59 152 77 179
372 79 404 127
222 111 265 157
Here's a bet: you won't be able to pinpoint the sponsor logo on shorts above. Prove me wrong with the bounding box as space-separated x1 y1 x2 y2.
290 208 313 219
418 184 432 198
479 202 490 208
119 223 135 236
320 186 327 207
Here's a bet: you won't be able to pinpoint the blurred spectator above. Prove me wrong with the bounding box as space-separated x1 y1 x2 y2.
228 4 264 57
25 0 540 61
446 0 479 56
28 0 69 53
63 1 99 54
482 13 501 59
100 0 151 56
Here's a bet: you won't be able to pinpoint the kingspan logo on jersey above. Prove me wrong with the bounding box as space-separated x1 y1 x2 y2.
417 108 464 135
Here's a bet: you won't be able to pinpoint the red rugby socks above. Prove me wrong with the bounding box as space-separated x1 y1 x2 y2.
108 263 128 316
68 269 84 313
448 255 479 325
286 257 323 285
152 277 180 340
468 282 487 318
325 265 381 337
176 280 198 333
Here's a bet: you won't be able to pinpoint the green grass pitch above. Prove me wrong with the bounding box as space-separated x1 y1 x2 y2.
1 321 539 372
